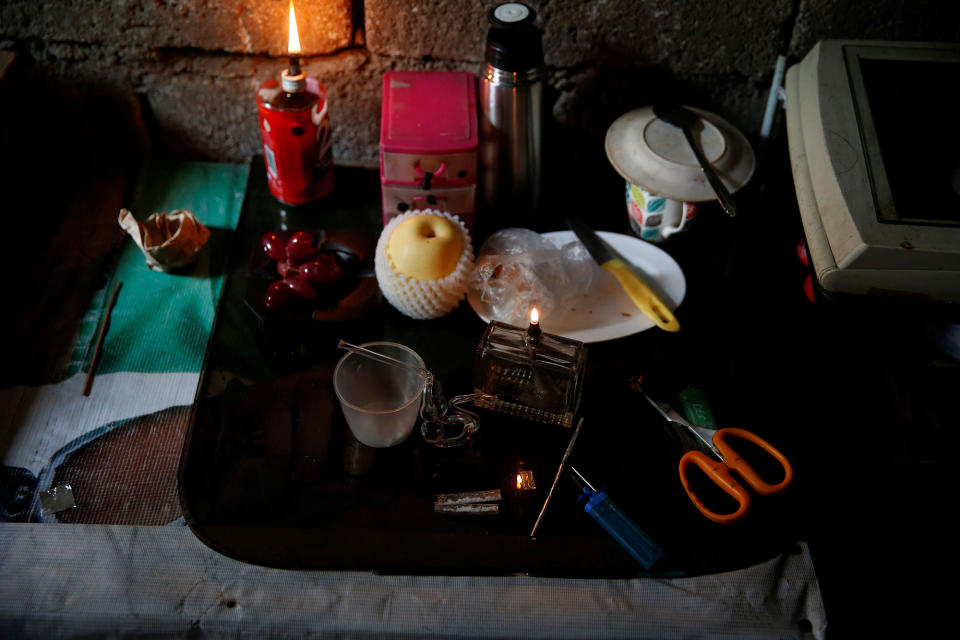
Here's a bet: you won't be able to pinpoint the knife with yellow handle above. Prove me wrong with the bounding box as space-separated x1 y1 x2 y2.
564 216 680 332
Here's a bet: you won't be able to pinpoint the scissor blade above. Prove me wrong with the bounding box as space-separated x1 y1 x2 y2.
630 378 722 457
629 378 673 420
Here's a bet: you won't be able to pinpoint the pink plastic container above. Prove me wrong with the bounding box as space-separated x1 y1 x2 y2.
380 71 478 231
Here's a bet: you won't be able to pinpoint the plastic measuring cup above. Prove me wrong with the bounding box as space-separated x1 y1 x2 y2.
333 342 426 448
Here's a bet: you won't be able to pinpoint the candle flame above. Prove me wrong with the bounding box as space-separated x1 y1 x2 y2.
516 474 523 489
530 307 539 324
288 0 301 55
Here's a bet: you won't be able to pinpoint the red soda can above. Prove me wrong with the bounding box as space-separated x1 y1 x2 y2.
256 73 334 206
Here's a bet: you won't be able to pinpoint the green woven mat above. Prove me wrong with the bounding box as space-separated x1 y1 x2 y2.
70 158 249 378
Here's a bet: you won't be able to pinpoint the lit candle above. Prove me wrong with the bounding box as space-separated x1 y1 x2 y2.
283 0 305 92
256 0 335 205
288 0 301 54
515 469 536 491
527 307 542 340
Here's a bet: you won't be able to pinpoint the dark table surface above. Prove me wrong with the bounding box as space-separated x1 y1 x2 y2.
176 142 958 631
179 157 810 576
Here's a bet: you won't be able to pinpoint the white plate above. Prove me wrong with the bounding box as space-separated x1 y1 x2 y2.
605 105 755 202
467 230 686 343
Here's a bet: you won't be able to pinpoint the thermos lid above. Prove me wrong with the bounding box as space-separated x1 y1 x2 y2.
605 106 756 202
491 3 531 24
486 2 543 72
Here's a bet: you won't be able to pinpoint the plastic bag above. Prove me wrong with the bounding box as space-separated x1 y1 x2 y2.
470 228 596 326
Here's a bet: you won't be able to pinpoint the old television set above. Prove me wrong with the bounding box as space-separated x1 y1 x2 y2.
785 40 960 302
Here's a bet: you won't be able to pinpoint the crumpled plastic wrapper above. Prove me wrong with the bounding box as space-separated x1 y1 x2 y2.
469 228 597 326
118 208 210 272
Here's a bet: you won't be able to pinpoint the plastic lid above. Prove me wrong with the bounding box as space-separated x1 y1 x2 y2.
605 106 756 202
492 3 531 24
379 71 478 154
486 2 543 72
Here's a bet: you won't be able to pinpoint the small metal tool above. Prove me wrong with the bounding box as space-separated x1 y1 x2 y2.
530 416 584 538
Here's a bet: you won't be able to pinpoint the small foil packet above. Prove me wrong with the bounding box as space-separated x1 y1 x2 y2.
435 489 502 506
39 483 77 516
434 503 499 514
119 208 211 272
434 489 502 514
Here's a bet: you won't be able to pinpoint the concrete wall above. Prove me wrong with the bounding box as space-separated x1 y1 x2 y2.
2 0 958 168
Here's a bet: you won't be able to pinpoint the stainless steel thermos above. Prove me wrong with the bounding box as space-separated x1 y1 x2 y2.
480 2 545 219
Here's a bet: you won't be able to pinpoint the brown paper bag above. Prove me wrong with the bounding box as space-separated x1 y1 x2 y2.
118 208 210 272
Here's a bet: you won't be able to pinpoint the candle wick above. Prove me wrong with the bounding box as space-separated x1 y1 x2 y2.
527 321 541 340
281 55 306 93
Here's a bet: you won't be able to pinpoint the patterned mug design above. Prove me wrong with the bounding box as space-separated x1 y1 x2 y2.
626 182 697 242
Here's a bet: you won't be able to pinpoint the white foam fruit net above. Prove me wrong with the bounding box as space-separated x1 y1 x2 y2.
374 209 475 320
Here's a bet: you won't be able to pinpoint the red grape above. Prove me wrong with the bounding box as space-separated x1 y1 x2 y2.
285 275 317 300
285 231 316 262
299 254 343 285
261 231 286 261
264 280 291 309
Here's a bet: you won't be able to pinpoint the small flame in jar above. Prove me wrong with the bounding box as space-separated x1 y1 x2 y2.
288 0 301 55
515 469 536 491
527 307 542 339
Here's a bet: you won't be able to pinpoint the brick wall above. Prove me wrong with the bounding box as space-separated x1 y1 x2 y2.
2 0 958 167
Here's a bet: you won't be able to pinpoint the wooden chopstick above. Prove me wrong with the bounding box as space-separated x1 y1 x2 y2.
82 280 122 396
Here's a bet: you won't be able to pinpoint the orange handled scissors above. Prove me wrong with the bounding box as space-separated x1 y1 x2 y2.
631 380 793 524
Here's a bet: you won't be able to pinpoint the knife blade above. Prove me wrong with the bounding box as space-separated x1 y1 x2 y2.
564 216 680 332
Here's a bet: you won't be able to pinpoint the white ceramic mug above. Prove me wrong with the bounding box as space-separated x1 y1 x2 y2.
625 182 697 243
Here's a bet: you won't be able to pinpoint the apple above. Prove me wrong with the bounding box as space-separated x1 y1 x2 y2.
386 214 463 280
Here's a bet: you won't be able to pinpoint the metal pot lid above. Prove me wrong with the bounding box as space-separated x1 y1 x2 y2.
605 106 755 202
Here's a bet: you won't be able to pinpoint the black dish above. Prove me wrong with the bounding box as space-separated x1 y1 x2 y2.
243 228 381 359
